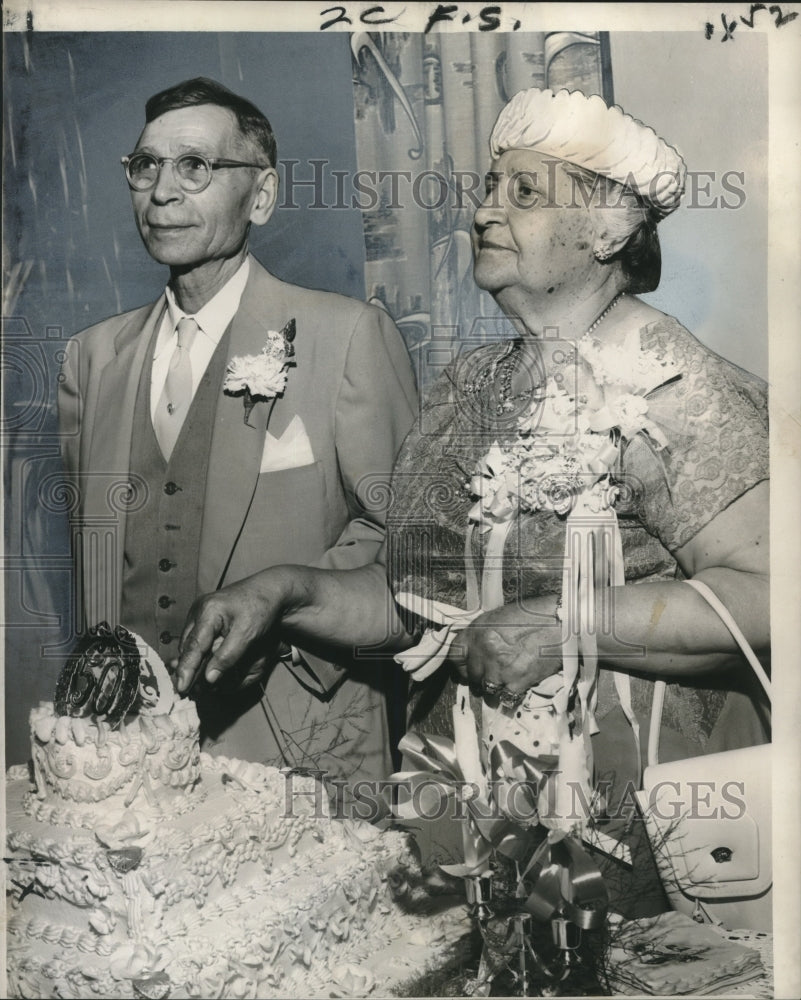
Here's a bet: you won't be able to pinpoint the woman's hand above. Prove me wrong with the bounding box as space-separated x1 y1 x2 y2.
448 482 770 699
448 598 563 699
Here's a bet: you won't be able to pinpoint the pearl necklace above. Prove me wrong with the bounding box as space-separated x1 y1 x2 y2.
583 292 625 338
465 294 626 414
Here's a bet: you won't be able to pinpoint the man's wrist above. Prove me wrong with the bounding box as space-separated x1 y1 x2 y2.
272 564 316 630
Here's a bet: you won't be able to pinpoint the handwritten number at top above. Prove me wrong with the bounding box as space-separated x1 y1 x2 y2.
706 4 799 39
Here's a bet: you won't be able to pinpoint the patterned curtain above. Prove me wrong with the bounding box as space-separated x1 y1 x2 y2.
351 31 612 391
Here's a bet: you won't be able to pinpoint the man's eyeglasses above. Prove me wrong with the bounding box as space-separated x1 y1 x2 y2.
121 152 267 193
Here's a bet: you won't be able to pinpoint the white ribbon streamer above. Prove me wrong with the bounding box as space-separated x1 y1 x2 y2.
453 684 487 798
480 520 515 611
394 514 513 681
394 593 483 681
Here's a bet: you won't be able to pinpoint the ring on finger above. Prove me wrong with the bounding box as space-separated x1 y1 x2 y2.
499 687 526 708
482 680 504 696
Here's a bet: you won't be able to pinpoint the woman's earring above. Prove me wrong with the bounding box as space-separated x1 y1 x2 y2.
594 244 614 261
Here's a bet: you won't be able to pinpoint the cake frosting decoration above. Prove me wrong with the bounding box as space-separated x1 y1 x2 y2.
6 624 473 998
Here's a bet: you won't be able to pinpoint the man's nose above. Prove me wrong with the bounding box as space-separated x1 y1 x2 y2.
150 161 184 204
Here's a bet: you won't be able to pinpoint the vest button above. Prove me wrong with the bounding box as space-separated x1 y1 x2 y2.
159 558 173 572
160 631 173 645
158 595 173 609
164 481 180 495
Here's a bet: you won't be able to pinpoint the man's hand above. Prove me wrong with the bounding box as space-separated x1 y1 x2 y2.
174 571 290 694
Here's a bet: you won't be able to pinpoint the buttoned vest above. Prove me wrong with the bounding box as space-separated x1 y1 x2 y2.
120 327 231 659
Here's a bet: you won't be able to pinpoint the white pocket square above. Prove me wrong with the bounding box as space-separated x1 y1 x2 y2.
259 414 315 473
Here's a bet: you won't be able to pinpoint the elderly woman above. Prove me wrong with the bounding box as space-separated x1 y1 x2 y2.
175 89 769 908
387 88 770 775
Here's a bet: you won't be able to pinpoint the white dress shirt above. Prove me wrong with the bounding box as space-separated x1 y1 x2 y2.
150 257 250 420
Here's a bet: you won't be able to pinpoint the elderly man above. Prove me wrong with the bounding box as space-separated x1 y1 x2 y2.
58 77 417 786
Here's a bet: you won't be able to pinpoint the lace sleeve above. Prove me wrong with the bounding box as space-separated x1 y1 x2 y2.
622 319 769 552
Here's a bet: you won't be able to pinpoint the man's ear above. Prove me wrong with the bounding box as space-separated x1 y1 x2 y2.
250 167 279 227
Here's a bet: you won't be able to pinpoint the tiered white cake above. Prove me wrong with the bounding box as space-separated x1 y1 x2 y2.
5 626 472 999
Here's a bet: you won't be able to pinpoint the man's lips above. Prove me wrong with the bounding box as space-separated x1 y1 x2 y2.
146 222 193 231
478 241 514 251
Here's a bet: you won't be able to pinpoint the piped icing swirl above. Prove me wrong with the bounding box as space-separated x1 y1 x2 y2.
30 699 201 811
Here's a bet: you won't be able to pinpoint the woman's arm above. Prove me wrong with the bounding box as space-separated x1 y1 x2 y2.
450 481 769 694
174 561 414 693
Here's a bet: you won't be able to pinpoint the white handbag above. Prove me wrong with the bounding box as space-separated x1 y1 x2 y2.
635 579 772 931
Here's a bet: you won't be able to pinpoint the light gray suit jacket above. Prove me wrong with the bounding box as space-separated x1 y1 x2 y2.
58 257 418 778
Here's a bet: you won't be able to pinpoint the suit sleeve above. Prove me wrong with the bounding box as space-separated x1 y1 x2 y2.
58 337 83 483
287 305 418 695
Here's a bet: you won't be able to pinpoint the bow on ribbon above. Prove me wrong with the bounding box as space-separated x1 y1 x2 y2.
521 830 609 932
393 594 483 682
487 712 596 839
391 730 528 877
488 739 557 830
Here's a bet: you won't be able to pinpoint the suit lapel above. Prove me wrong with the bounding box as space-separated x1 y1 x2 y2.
82 297 165 624
198 261 294 592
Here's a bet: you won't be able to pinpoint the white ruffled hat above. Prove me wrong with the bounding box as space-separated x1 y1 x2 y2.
489 88 686 218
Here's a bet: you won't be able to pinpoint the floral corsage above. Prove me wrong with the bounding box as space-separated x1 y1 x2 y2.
223 318 296 424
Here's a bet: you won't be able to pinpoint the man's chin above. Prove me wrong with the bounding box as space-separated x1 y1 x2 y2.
142 243 200 268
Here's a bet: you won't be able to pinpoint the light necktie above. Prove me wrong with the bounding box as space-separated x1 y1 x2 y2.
154 316 199 461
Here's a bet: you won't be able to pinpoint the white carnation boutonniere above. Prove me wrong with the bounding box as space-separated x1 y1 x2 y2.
223 318 296 425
